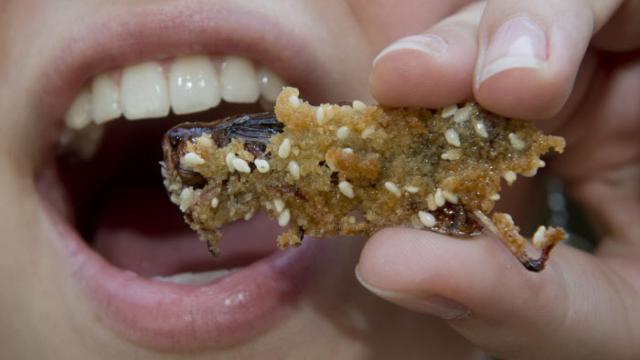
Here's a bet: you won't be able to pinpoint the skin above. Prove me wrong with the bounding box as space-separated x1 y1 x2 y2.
0 0 638 359
361 0 640 359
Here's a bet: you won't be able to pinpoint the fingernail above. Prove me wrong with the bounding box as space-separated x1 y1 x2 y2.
478 16 548 85
373 34 448 66
355 266 469 320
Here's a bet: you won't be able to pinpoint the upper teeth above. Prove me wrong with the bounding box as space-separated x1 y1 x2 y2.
91 73 122 124
64 54 285 128
121 62 171 120
220 56 260 104
170 55 222 115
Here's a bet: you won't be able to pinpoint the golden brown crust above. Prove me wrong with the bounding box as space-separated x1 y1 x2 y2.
161 87 566 271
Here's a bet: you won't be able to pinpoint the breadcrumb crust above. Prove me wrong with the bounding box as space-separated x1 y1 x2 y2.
162 87 567 271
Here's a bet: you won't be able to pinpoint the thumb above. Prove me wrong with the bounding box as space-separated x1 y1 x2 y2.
356 228 638 359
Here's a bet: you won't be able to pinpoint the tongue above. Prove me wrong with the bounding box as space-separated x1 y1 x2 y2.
92 184 281 277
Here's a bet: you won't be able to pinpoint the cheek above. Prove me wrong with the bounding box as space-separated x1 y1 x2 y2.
346 0 462 50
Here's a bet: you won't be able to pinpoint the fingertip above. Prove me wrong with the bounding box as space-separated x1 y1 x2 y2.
370 23 479 108
357 228 474 320
371 41 471 108
370 3 487 108
472 2 596 120
357 227 562 320
357 227 516 306
474 67 572 119
357 227 416 290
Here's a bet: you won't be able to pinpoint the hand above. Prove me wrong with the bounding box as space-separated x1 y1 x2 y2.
357 1 640 358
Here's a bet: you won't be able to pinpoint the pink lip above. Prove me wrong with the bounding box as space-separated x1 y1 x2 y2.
33 2 330 349
42 199 321 349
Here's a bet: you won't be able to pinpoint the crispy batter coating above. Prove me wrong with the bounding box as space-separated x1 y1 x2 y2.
161 87 567 271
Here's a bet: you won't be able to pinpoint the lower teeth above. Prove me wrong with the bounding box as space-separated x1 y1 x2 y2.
153 268 240 285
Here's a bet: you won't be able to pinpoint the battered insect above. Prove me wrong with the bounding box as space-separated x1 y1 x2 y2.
161 87 567 272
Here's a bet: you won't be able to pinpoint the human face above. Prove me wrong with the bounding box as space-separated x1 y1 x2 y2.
0 0 478 358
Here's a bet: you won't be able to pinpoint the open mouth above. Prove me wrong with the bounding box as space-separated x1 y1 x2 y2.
58 55 287 282
34 7 329 348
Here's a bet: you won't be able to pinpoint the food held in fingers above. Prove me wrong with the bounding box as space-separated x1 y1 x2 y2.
162 87 567 271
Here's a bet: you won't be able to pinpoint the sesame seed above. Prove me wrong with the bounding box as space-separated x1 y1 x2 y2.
474 121 489 138
225 153 237 172
441 149 462 161
337 126 350 140
503 213 515 225
210 197 219 208
342 147 354 154
352 100 366 111
325 157 336 171
315 106 325 124
523 168 538 177
410 216 424 229
232 158 251 173
168 182 180 192
325 106 336 121
288 95 300 107
503 171 517 185
418 211 437 227
532 226 547 249
361 126 375 139
273 199 285 213
490 193 501 201
442 190 459 204
181 152 205 168
509 133 525 150
179 187 195 212
427 194 437 211
278 138 291 159
523 160 545 177
338 181 355 198
442 105 458 118
278 209 291 227
288 161 300 180
384 181 402 197
244 210 255 221
254 159 270 173
434 188 445 207
453 105 472 123
197 135 214 148
404 186 420 194
445 129 461 147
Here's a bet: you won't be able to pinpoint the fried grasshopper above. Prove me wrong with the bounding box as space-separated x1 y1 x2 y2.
161 87 566 272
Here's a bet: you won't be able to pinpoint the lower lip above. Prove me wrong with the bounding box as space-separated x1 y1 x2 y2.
41 202 322 349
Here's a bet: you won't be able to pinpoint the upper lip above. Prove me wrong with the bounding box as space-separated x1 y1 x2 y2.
31 0 330 162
